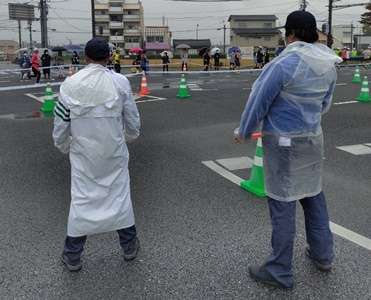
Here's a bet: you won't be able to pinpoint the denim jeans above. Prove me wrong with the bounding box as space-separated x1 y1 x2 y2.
63 225 137 265
264 192 334 288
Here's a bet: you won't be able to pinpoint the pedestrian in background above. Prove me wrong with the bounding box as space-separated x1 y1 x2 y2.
53 37 141 272
235 10 342 289
113 49 121 73
31 49 41 84
264 48 270 66
19 52 31 81
140 52 149 73
41 49 51 80
162 51 170 72
256 47 264 69
235 51 241 70
180 50 189 71
203 51 211 71
71 51 80 66
213 49 221 71
229 51 236 70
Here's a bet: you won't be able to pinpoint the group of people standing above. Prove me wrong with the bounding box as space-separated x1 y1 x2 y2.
19 49 80 83
202 50 222 71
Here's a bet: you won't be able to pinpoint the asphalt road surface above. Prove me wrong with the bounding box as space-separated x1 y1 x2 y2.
0 66 370 299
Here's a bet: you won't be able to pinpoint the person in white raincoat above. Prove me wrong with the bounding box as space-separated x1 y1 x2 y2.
53 38 141 272
235 11 342 288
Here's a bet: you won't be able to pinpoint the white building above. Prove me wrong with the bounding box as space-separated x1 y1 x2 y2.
94 0 144 52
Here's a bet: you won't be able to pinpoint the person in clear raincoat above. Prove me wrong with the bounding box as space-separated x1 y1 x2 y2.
235 11 342 289
53 38 141 272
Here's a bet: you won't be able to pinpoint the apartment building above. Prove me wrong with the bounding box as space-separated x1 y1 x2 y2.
228 15 281 49
94 0 144 52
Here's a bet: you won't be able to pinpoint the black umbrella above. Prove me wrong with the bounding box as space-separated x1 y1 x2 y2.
52 46 67 52
198 47 209 57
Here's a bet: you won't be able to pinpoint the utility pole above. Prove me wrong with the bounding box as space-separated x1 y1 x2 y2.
350 22 354 49
196 24 199 40
327 0 333 48
28 21 33 49
91 0 96 38
223 24 226 56
39 0 48 48
300 0 307 10
18 20 22 48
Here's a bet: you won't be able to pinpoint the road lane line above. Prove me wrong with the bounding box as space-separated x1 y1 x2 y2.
202 160 371 251
25 93 44 103
202 161 243 186
336 83 348 86
333 101 358 105
136 98 167 104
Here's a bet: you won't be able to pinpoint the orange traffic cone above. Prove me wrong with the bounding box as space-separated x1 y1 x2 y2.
139 72 150 96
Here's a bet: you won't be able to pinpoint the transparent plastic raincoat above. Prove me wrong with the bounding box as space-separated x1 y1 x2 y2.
53 64 140 236
239 42 342 201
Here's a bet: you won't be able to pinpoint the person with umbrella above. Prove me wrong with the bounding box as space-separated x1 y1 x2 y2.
31 48 41 84
161 51 170 72
235 10 341 289
203 50 211 71
213 49 221 71
41 49 51 80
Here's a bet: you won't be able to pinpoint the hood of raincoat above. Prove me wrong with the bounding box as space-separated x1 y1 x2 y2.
281 41 343 75
60 63 119 108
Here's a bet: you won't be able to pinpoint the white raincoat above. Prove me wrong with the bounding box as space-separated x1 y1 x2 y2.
53 64 140 237
239 42 342 201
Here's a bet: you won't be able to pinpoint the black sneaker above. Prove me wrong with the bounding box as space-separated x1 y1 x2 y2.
305 247 332 272
61 254 82 272
248 265 293 289
123 238 140 261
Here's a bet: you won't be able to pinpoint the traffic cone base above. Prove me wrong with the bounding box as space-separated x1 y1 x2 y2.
240 137 266 198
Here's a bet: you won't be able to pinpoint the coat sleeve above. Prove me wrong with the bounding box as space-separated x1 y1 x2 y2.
122 80 141 142
52 95 71 154
322 70 337 114
238 62 285 139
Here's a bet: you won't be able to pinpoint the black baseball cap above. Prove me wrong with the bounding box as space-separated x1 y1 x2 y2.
285 10 317 30
85 37 110 61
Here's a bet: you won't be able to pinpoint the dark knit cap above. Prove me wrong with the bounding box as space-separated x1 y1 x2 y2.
85 38 110 61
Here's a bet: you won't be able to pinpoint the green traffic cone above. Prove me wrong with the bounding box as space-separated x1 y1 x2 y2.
240 137 266 198
352 67 362 84
356 76 371 103
40 83 56 113
176 74 191 99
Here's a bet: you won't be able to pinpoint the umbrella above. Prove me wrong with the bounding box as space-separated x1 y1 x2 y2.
51 46 67 52
160 51 173 58
198 47 209 57
210 47 220 55
176 44 191 49
129 47 143 54
228 47 240 55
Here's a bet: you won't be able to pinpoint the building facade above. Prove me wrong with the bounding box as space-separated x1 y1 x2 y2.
228 15 281 49
94 0 144 52
0 40 18 61
144 26 172 55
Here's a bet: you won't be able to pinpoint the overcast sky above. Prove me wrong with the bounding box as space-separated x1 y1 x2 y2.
0 0 367 45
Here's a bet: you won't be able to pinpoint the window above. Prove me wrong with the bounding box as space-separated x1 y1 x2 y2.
125 37 140 43
147 36 164 42
264 23 273 28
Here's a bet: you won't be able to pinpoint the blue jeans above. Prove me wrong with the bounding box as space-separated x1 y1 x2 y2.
63 225 137 265
264 192 334 288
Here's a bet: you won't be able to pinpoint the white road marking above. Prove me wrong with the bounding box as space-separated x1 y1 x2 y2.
24 93 44 103
336 83 348 86
202 159 371 252
216 156 253 171
333 101 358 105
202 161 243 186
0 80 11 83
136 95 167 103
336 144 371 155
330 222 371 251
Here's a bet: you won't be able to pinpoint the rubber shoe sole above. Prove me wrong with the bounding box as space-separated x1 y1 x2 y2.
61 254 82 272
305 247 332 272
248 265 292 289
123 238 140 261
